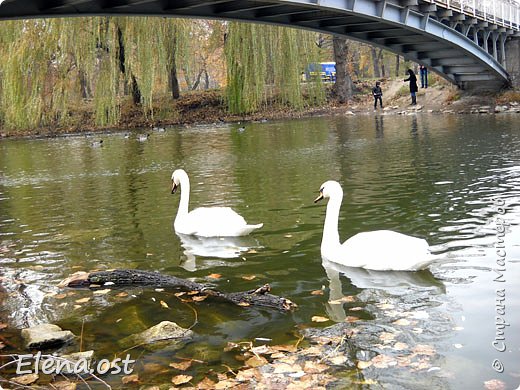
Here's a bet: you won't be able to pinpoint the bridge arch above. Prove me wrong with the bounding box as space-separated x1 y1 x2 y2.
0 0 519 89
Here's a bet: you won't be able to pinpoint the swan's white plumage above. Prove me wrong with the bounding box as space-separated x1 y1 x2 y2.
171 169 262 237
316 180 435 271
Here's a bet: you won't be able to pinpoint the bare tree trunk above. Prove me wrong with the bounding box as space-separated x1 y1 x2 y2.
131 74 141 105
168 53 180 100
204 70 210 89
371 47 381 78
395 54 400 77
332 36 354 103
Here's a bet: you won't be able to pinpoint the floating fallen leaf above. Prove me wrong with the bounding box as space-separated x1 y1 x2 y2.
250 345 271 355
303 361 328 374
311 290 324 296
272 344 297 353
242 275 256 281
116 292 128 298
197 377 217 389
73 305 81 310
235 368 260 382
311 316 330 323
413 344 436 356
238 301 250 307
192 295 208 302
146 253 153 257
174 292 186 297
247 249 258 254
245 355 268 368
215 379 238 389
379 332 396 343
393 342 409 350
208 273 222 279
284 234 293 238
160 300 169 309
273 363 302 374
349 306 363 311
357 360 372 369
155 288 164 292
54 293 67 300
188 290 199 295
169 360 192 371
75 297 90 304
121 374 139 384
93 289 111 295
328 354 348 365
392 318 411 326
52 380 77 390
344 316 360 323
371 354 397 369
484 379 507 390
171 374 192 385
13 373 39 385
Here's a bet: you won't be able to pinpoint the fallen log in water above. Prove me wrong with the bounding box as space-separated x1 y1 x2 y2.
59 269 297 312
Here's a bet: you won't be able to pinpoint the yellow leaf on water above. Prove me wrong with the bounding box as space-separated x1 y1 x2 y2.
169 360 192 371
484 379 507 390
344 316 360 323
245 355 268 368
160 300 169 309
174 292 186 297
54 293 67 299
242 275 257 281
311 316 330 323
75 297 90 304
303 361 328 373
121 374 139 384
171 374 192 385
192 295 208 302
311 290 324 296
208 273 222 279
197 377 217 389
238 301 250 307
393 318 411 326
93 289 111 295
116 292 128 298
357 360 372 369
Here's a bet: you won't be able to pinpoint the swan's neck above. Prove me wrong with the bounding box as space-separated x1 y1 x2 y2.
176 174 190 222
322 193 342 249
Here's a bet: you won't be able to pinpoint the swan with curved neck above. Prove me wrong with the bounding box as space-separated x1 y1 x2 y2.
171 169 263 237
314 180 435 271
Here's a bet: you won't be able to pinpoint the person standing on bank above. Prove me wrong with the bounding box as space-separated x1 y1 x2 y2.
420 65 428 88
404 69 418 105
372 81 383 110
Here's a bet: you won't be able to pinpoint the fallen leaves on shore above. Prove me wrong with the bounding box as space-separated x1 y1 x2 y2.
311 316 330 323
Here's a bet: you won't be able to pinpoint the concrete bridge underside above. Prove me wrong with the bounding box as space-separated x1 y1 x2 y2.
0 0 518 90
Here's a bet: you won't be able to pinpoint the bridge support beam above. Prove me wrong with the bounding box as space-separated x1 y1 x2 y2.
505 38 520 88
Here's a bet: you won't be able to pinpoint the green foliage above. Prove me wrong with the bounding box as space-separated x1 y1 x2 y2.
225 23 324 114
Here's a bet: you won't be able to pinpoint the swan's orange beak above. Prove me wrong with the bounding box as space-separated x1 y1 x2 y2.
314 192 324 203
171 181 178 194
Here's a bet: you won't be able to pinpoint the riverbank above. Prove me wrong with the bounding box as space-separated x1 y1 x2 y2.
0 79 518 139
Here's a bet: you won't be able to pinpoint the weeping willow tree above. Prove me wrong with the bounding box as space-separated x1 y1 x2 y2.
225 22 325 114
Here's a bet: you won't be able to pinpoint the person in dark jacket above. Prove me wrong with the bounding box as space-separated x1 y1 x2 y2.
404 69 418 105
372 81 383 109
419 65 428 88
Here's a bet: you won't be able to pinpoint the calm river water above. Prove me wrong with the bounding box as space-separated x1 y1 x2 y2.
1 113 519 389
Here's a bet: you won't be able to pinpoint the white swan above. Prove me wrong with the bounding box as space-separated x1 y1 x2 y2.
314 180 435 271
171 169 263 237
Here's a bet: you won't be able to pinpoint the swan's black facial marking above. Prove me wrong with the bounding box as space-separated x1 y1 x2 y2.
171 181 178 194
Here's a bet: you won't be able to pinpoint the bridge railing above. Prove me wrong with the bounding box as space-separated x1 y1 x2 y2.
431 0 520 30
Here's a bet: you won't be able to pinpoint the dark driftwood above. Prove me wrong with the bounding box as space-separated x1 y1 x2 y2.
60 269 297 312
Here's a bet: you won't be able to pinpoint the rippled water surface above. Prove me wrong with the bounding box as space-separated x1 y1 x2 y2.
1 114 519 388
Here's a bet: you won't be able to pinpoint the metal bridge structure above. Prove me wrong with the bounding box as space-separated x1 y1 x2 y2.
0 0 519 89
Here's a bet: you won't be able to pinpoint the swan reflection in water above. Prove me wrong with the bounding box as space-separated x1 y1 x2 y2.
322 259 445 322
176 233 260 272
